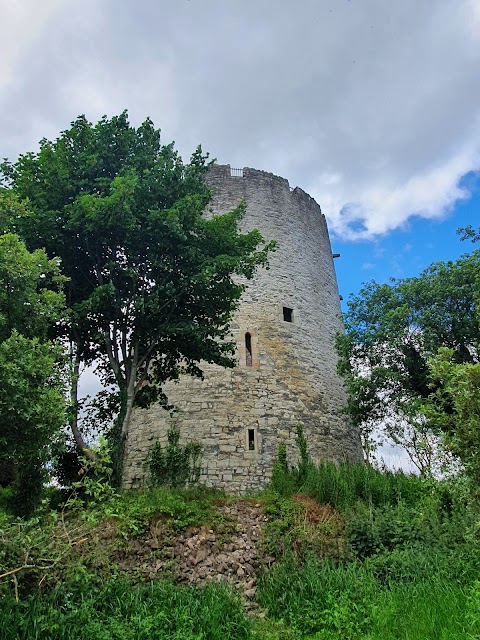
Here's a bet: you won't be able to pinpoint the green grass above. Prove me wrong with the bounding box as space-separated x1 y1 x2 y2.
271 459 426 510
0 578 252 640
113 485 223 537
257 552 479 639
260 456 480 638
1 460 479 639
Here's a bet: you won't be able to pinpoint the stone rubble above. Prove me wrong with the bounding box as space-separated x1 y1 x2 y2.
117 500 274 607
171 501 269 606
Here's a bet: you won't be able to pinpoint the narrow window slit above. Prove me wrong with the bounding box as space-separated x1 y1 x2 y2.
248 429 255 451
283 307 293 323
245 332 252 366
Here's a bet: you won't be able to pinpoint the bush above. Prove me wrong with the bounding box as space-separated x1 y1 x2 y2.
346 502 425 558
145 425 202 488
9 462 45 519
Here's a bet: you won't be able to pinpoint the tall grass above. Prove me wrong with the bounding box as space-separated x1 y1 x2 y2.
0 578 252 640
264 446 480 638
257 552 478 639
271 458 425 510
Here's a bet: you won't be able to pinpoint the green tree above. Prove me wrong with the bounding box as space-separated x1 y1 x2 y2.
0 231 66 343
1 112 274 477
423 349 480 488
0 332 65 515
337 246 480 473
0 232 66 515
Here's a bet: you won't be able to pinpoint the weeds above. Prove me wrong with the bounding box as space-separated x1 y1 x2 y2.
255 432 480 638
145 424 202 489
1 428 479 639
261 493 344 561
0 577 252 640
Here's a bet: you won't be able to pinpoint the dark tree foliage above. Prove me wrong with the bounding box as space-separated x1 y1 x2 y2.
336 244 480 472
0 231 66 515
1 112 274 477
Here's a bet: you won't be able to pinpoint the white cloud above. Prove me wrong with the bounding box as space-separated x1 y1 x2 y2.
1 0 479 240
321 140 480 239
0 0 66 89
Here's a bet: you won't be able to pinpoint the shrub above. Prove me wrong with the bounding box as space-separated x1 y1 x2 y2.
145 425 202 488
346 502 424 558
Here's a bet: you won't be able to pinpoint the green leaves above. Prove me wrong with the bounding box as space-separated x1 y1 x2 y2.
0 214 67 514
0 331 66 517
423 350 480 488
0 233 66 343
337 245 480 473
1 112 274 475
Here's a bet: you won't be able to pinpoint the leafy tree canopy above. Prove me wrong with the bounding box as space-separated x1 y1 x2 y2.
423 348 480 488
0 231 66 515
0 112 274 474
0 230 66 343
336 241 480 474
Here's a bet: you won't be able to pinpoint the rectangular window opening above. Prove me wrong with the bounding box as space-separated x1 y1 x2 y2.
283 306 293 323
248 429 255 451
230 167 244 177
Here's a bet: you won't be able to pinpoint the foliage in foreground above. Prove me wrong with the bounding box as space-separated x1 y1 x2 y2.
258 437 480 639
0 577 251 640
0 231 67 516
1 444 479 639
258 554 479 639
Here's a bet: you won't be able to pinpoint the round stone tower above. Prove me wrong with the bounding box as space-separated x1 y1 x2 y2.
122 165 362 492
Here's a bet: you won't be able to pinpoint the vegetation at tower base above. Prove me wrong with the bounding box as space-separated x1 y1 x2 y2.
145 424 202 488
0 225 66 517
336 230 480 477
0 434 479 639
0 112 274 480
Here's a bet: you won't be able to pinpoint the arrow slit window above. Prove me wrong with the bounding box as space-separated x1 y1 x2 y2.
245 332 253 367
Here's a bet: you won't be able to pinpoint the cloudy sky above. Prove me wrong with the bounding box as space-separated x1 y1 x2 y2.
4 0 478 469
2 0 480 296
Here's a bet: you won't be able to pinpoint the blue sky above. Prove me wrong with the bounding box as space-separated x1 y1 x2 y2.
334 171 480 307
2 0 479 359
2 1 479 328
333 170 480 470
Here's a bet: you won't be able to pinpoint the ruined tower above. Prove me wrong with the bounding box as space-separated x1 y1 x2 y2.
122 165 362 491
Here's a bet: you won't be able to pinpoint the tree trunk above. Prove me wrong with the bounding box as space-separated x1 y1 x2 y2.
120 354 137 443
69 348 96 461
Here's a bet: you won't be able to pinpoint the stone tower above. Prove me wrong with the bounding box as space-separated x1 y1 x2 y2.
122 165 362 492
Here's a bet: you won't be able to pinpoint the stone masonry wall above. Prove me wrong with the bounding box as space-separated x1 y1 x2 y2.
122 165 363 492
